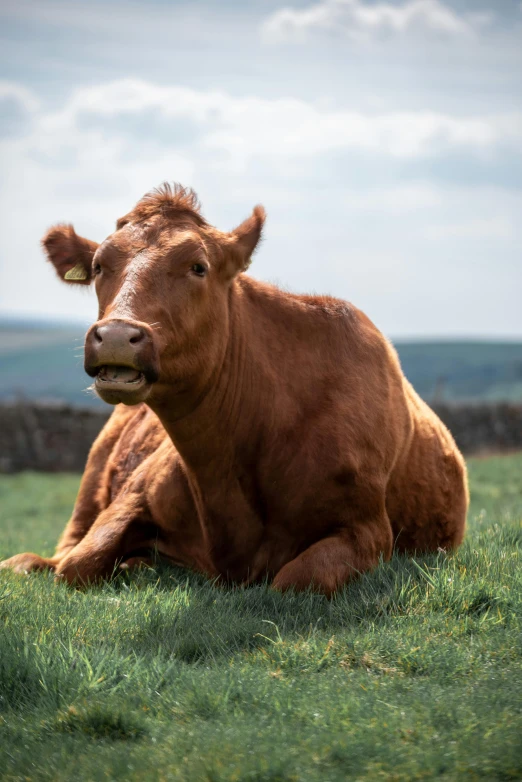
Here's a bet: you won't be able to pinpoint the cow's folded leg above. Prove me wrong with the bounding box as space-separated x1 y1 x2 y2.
54 494 156 585
271 516 393 597
0 552 60 574
0 413 130 577
52 412 130 561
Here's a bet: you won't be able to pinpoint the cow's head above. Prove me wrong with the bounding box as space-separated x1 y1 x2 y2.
42 184 265 406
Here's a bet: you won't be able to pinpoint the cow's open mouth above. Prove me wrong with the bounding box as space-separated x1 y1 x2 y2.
91 363 157 405
94 365 147 390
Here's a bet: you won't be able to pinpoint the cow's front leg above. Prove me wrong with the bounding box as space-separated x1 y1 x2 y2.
0 552 60 574
0 411 129 576
271 513 393 597
55 493 158 585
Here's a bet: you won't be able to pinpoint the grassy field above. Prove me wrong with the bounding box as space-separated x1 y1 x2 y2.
0 455 521 781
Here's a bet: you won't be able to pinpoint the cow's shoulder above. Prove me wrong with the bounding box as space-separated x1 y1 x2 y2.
98 404 171 502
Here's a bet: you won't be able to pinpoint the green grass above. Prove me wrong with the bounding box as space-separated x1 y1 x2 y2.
1 455 521 781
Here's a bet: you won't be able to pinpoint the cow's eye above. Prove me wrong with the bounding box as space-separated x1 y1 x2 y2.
191 263 207 277
93 262 102 276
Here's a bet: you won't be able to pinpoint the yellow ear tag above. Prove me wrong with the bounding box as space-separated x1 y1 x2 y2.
64 263 88 281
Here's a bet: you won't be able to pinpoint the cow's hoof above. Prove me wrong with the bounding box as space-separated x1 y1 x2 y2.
119 556 154 571
0 553 56 574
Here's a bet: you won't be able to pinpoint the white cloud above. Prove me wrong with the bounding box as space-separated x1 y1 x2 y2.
261 0 491 44
8 78 520 170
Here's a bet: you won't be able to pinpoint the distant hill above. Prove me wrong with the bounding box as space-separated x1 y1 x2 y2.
397 342 522 404
1 317 521 408
0 318 107 409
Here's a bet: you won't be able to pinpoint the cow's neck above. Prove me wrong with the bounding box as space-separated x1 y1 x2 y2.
155 302 264 471
149 286 270 577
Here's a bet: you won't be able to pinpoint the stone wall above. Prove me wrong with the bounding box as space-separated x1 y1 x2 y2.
0 401 521 473
434 403 522 455
0 402 110 473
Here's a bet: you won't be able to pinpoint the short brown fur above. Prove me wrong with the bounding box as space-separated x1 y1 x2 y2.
1 183 468 595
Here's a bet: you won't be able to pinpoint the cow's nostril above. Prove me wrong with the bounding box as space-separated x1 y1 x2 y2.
93 327 103 344
129 331 144 345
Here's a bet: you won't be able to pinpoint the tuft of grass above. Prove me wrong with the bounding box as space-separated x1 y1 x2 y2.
0 452 521 781
53 701 148 740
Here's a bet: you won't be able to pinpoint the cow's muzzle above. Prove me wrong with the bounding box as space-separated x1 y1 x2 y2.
84 319 159 405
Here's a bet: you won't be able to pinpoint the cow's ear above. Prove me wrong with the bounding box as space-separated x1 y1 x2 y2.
225 205 266 278
42 224 99 286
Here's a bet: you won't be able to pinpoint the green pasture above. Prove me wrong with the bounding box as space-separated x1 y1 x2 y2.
0 454 521 781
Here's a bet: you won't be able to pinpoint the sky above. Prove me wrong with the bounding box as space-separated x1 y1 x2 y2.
0 0 521 339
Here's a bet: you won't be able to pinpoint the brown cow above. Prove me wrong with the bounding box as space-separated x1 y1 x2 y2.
0 184 468 595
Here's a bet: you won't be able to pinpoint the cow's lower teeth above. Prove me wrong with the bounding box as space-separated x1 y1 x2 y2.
98 366 143 384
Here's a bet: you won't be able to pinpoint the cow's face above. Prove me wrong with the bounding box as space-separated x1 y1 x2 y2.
42 185 265 406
